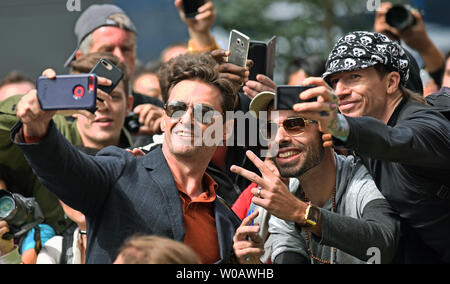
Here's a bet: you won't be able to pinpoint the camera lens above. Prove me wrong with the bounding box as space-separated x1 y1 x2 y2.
386 5 416 30
125 112 140 133
0 195 15 219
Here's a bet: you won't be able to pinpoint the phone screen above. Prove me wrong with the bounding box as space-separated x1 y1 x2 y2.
182 0 205 18
275 85 316 110
248 41 267 81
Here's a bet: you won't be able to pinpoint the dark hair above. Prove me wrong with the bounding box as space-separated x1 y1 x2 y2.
158 52 236 113
0 70 34 89
285 55 327 83
69 52 130 97
373 64 427 105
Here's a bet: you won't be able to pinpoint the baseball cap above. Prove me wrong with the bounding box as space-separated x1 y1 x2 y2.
64 4 137 68
249 91 275 118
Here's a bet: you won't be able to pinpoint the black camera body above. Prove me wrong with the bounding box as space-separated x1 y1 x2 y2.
124 112 140 134
386 4 417 31
0 191 44 240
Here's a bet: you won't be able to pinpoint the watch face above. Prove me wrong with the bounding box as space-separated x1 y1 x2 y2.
306 206 321 227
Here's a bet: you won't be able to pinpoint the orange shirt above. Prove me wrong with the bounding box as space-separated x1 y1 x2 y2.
176 173 220 264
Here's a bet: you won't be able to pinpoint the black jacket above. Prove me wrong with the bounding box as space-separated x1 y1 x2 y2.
335 98 450 263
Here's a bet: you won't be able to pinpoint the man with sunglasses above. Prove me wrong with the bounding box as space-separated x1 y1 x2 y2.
11 53 242 264
231 91 400 264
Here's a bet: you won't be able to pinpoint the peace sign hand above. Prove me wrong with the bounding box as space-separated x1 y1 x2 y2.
231 151 307 223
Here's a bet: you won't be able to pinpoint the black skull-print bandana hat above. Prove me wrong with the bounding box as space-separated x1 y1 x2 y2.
323 31 410 86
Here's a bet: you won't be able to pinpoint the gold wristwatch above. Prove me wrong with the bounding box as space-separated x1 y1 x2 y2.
304 202 321 227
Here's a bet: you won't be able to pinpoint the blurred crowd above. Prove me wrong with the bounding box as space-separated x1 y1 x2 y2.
0 1 449 264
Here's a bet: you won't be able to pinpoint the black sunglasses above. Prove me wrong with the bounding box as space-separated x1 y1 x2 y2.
260 117 316 140
164 100 223 125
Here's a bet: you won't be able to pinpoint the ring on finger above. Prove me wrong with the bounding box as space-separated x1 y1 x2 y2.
256 186 262 198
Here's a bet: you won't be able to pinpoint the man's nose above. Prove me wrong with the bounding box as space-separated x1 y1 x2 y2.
96 98 111 112
112 46 125 62
274 123 291 144
178 107 195 125
334 80 351 98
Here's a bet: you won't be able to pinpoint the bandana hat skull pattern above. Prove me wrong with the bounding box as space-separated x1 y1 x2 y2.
323 31 410 86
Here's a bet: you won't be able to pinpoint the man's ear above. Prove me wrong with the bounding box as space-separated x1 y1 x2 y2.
386 72 402 95
160 118 166 132
75 50 84 60
126 95 134 113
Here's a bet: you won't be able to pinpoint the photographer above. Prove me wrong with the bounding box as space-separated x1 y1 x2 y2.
0 165 53 264
374 2 445 89
0 172 20 264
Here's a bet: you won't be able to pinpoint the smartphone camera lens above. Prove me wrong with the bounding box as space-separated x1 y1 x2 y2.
236 39 241 46
73 85 85 99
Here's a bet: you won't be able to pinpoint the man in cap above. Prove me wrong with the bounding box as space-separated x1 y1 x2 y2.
65 5 137 78
63 3 166 143
292 31 450 263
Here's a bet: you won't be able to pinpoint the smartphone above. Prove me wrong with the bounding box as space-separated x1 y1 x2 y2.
275 85 317 110
182 0 205 18
90 58 124 95
37 74 97 111
248 36 276 81
227 29 250 68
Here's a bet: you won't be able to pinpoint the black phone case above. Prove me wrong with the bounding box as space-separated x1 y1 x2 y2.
182 0 205 18
37 74 97 111
90 58 124 94
248 36 276 81
275 85 316 110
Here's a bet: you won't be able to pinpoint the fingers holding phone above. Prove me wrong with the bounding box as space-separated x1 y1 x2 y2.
243 74 276 99
233 210 264 264
212 49 251 92
17 89 57 138
290 77 339 134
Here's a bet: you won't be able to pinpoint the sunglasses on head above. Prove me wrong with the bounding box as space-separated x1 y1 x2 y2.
164 100 223 125
260 117 317 140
